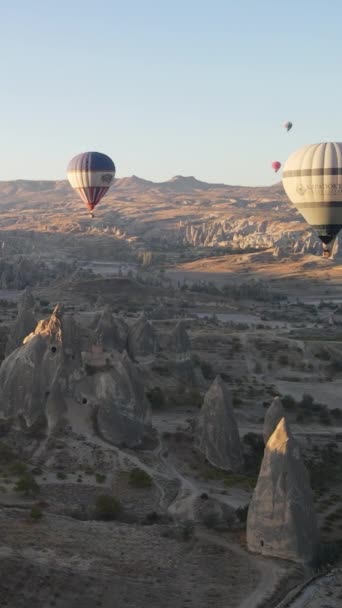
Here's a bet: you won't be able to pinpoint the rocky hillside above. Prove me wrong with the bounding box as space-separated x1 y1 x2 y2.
0 176 332 261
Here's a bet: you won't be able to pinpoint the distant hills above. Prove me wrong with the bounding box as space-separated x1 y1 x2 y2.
0 175 285 199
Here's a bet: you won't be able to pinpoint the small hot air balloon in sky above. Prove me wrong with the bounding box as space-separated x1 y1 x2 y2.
272 161 281 173
67 151 116 217
283 142 342 257
284 121 293 132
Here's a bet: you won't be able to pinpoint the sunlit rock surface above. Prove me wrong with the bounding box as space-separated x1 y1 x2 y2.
263 396 286 444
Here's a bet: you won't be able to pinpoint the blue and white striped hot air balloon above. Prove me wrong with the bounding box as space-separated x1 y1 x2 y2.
67 151 116 217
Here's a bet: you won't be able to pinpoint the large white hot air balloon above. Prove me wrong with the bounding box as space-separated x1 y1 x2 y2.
282 142 342 257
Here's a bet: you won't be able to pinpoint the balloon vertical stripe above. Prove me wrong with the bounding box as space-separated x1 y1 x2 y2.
67 151 116 213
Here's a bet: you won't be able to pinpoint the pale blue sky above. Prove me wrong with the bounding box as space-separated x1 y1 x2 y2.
0 0 341 185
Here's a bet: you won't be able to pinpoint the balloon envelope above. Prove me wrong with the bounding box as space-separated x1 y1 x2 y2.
67 151 116 211
272 161 281 173
284 121 293 132
282 142 342 247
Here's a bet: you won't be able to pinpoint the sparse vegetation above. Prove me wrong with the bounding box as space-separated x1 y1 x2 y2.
56 471 67 480
95 495 121 520
146 386 165 409
236 504 249 524
30 505 43 521
95 473 106 484
128 467 153 488
15 474 40 496
199 359 215 380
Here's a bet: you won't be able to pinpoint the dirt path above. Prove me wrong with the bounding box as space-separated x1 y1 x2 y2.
197 530 286 608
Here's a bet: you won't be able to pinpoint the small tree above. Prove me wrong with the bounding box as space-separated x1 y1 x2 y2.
30 505 43 521
95 495 121 520
146 387 165 409
128 467 152 488
15 474 39 497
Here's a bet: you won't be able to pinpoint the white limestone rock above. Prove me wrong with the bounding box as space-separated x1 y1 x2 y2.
247 417 319 563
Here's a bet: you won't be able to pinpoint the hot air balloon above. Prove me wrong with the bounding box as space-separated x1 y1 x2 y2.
284 121 293 132
283 142 342 257
272 161 281 173
67 151 116 217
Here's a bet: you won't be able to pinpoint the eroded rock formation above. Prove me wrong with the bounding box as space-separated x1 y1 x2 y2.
263 396 285 444
0 305 150 447
127 313 159 359
95 306 127 352
195 376 243 472
247 417 319 563
168 320 191 355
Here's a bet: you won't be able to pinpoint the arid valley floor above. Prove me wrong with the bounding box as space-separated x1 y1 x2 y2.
0 176 342 607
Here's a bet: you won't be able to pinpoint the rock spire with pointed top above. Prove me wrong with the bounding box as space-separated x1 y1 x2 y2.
247 417 319 563
168 320 191 355
127 313 159 359
95 306 126 352
195 375 243 472
263 396 286 444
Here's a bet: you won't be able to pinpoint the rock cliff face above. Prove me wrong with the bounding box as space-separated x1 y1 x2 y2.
263 397 285 444
0 305 80 429
5 288 37 356
195 376 243 472
168 321 191 356
247 417 319 563
127 313 159 359
180 219 322 255
75 349 150 447
95 306 127 352
0 305 150 447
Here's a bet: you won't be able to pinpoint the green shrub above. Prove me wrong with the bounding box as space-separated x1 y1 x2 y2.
182 388 202 409
310 541 342 569
95 473 106 484
10 462 27 476
236 505 249 523
300 393 314 408
128 467 152 488
199 359 215 380
0 442 16 464
282 394 296 410
15 474 39 496
30 505 43 521
56 471 67 480
146 387 165 409
181 521 194 541
95 495 121 520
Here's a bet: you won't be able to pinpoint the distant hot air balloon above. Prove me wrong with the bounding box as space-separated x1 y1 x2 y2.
284 121 293 132
67 151 116 217
272 161 281 173
283 142 342 257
